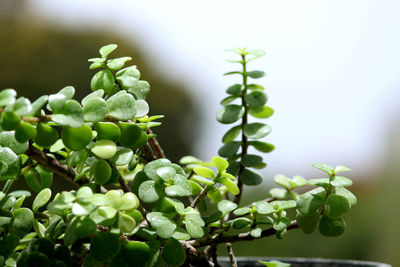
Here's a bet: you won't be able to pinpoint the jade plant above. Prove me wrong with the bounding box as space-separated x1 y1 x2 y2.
0 44 357 267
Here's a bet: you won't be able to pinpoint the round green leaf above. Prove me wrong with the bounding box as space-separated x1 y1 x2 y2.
144 158 172 181
107 56 132 71
218 141 241 158
146 212 176 239
15 122 37 143
319 215 346 237
48 93 66 113
217 176 239 195
62 125 93 151
82 89 104 106
240 168 263 185
249 106 274 119
32 188 51 213
121 241 151 267
297 188 326 215
296 212 320 234
90 232 121 262
134 99 149 118
216 104 244 124
161 238 185 267
120 192 139 211
0 89 16 107
331 176 353 187
91 69 115 93
74 217 96 238
118 212 136 233
244 123 271 139
226 84 242 95
118 122 142 147
245 90 267 108
128 80 150 100
90 159 112 185
222 125 241 143
138 180 163 203
10 208 34 236
116 66 141 90
230 217 252 229
212 156 229 173
324 194 351 218
247 70 265 79
249 141 275 153
94 122 121 141
34 123 59 147
83 97 107 122
217 200 238 215
241 154 263 167
255 201 274 215
91 139 117 159
0 131 27 155
108 93 136 120
99 44 118 58
1 111 20 130
13 97 32 116
52 99 84 128
0 233 19 257
112 148 133 166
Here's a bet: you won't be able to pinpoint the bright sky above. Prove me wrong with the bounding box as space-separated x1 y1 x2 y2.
29 0 400 181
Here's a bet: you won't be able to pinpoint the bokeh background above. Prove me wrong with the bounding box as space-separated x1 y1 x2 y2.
1 0 399 265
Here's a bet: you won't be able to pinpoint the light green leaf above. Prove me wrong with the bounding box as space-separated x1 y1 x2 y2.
334 165 352 174
118 212 136 233
217 200 238 215
146 212 176 239
91 69 115 93
193 167 215 178
107 57 132 71
233 207 252 216
212 156 229 173
91 139 117 159
255 201 275 215
83 97 107 122
249 106 274 119
112 148 134 166
12 97 32 116
52 99 84 127
108 92 136 120
244 123 271 139
222 125 241 143
144 158 172 181
134 99 149 118
120 192 139 211
32 188 51 213
116 66 141 89
81 89 104 106
334 187 357 206
0 89 16 106
29 95 48 116
297 188 326 215
99 44 118 58
311 163 334 176
331 176 353 187
216 176 239 195
138 181 163 203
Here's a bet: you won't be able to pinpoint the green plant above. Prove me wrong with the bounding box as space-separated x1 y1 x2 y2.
0 45 356 267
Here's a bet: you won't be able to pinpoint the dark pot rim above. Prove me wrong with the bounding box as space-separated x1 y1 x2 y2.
218 257 391 267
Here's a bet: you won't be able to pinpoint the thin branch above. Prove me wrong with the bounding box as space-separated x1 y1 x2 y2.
147 129 165 158
188 220 299 247
190 185 211 208
226 243 238 267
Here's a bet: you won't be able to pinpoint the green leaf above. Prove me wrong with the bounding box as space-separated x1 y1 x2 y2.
99 44 118 58
218 141 241 158
179 155 202 165
241 154 263 167
120 192 139 211
193 167 215 178
72 202 93 216
296 212 320 234
217 200 238 215
74 217 96 238
0 89 16 106
12 97 32 116
216 176 239 195
90 231 121 262
319 215 346 237
156 166 177 181
118 212 137 233
311 163 334 176
90 159 112 185
24 167 52 192
249 141 275 153
134 99 149 118
259 260 290 267
249 106 274 119
212 156 229 173
52 99 84 127
62 125 93 151
91 139 117 159
10 208 34 236
269 188 287 199
121 241 151 267
255 201 275 215
139 180 163 203
116 66 141 90
229 217 252 229
216 105 244 124
324 194 351 218
119 122 142 147
94 122 121 142
15 122 37 143
191 175 214 185
91 69 115 93
220 95 239 105
144 158 172 181
0 233 19 257
334 187 357 206
251 227 262 238
112 148 133 166
32 188 51 213
222 125 241 143
224 71 242 76
240 168 263 185
83 97 107 122
273 217 291 231
146 212 176 239
165 182 192 197
297 188 326 215
97 206 118 219
207 187 222 203
245 90 267 108
226 84 242 95
184 214 205 238
108 92 136 120
161 238 185 267
82 89 104 106
128 80 150 100
33 123 58 147
274 175 293 190
331 176 353 187
76 186 93 199
0 131 27 154
247 70 265 79
233 207 252 216
334 165 352 174
29 95 48 116
107 57 132 71
1 111 20 131
248 49 266 58
308 178 330 188
244 123 271 139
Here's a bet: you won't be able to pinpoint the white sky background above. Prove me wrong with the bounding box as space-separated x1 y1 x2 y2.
28 0 400 182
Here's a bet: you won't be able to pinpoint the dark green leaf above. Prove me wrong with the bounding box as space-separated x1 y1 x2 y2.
296 212 320 234
1 111 20 131
319 216 346 237
15 122 37 143
90 159 112 185
229 217 252 229
249 141 275 153
297 188 326 215
240 168 263 185
94 122 121 142
241 154 263 167
226 84 242 95
244 123 271 139
121 241 151 267
222 125 241 143
216 105 244 124
161 238 185 267
10 208 34 236
245 90 267 108
247 70 265 79
90 232 121 262
324 194 351 218
119 122 142 147
62 125 93 151
218 141 241 158
146 212 176 239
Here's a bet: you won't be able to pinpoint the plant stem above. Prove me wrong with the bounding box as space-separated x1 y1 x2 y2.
233 53 249 206
190 185 211 208
226 243 238 267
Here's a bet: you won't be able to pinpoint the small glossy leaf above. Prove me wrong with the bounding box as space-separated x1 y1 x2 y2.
1 111 20 131
128 80 150 100
218 141 241 158
244 123 271 139
334 165 352 174
121 241 151 267
229 217 252 229
34 123 59 147
144 158 172 181
120 192 139 211
245 90 267 108
156 166 177 181
112 148 133 166
108 92 136 120
233 207 252 216
216 105 244 124
297 188 326 215
255 201 274 215
249 106 274 119
212 156 229 173
116 66 141 90
259 260 290 267
83 97 107 122
324 194 351 218
240 168 263 185
90 231 121 262
91 69 115 93
12 97 32 116
52 100 84 127
138 181 163 203
269 188 288 199
249 141 275 153
216 176 239 195
94 122 121 142
247 70 265 79
32 188 51 213
118 212 136 233
91 139 117 159
107 57 132 70
62 125 93 151
99 44 118 58
334 187 357 206
251 227 262 238
193 167 215 178
15 122 37 143
222 125 241 143
161 238 185 267
226 84 242 95
296 212 320 234
319 216 346 237
331 176 353 187
10 208 34 236
134 99 149 118
119 122 142 147
312 163 334 176
241 154 263 167
146 212 176 239
0 89 16 106
217 200 238 215
29 95 48 116
273 217 291 231
220 95 238 105
90 159 112 185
